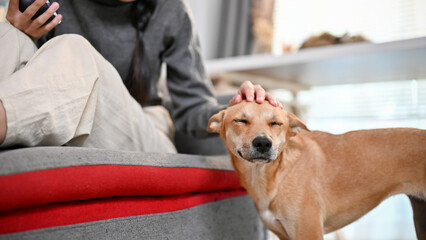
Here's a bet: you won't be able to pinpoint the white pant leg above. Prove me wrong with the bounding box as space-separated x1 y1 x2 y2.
0 23 176 153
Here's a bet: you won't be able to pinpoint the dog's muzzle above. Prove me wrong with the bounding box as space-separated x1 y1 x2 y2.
237 136 275 163
253 137 272 154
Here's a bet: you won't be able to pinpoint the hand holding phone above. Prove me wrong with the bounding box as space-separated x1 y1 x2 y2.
19 0 60 24
6 0 62 41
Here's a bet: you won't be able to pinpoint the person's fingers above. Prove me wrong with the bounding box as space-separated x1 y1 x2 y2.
231 80 283 109
253 84 266 103
7 0 48 37
41 13 62 32
29 13 62 41
30 1 59 28
239 81 255 102
229 94 242 106
22 0 47 20
265 92 283 109
8 0 61 42
265 93 276 105
265 93 284 109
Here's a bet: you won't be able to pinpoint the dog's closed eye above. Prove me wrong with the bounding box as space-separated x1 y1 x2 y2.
271 122 283 127
234 119 248 124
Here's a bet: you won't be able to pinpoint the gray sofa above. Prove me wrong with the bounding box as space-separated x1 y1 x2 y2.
0 94 266 240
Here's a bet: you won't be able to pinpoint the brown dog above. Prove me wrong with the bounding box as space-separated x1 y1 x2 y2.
208 101 426 240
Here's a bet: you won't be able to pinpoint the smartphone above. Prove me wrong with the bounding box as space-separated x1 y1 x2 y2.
19 0 60 24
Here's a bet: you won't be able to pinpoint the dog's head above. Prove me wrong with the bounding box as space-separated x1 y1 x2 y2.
208 101 308 163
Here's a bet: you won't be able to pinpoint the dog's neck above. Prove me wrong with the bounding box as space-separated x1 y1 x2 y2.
230 137 302 207
230 156 272 207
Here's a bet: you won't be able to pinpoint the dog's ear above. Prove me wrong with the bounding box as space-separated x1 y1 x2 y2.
287 112 310 135
207 110 225 133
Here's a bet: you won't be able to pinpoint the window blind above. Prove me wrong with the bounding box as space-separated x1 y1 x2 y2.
296 80 426 134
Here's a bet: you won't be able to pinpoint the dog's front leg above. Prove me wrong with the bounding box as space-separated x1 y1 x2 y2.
272 200 324 239
274 212 324 240
272 228 290 240
291 209 324 240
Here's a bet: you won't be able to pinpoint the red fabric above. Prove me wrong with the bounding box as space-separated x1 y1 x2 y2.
0 190 247 234
0 165 243 212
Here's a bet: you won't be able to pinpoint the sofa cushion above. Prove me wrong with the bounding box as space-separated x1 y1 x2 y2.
0 147 239 211
0 147 250 235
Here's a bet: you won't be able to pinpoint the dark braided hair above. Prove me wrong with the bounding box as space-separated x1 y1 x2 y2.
125 0 157 106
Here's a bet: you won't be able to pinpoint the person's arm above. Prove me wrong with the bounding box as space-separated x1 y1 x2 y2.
162 2 281 138
6 0 62 42
161 2 224 138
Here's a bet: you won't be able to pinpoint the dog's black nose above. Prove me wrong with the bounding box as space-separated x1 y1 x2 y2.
252 137 272 153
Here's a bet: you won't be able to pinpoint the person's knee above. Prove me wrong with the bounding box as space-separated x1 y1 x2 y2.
41 34 100 71
47 34 92 50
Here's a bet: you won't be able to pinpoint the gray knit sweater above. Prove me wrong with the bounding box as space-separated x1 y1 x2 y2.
38 0 225 137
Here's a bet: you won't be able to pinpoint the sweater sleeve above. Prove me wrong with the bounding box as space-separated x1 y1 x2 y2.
161 2 226 138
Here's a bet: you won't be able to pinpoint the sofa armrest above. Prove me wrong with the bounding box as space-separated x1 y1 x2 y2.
0 146 266 239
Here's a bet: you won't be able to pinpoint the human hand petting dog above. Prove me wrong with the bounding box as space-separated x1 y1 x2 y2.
6 0 63 42
230 80 283 109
